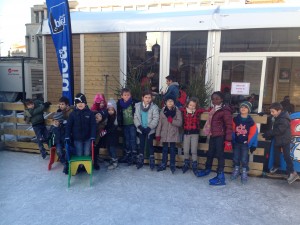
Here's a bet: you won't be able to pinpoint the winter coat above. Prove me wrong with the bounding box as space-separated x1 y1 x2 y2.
66 106 96 141
232 114 258 148
180 108 205 134
48 124 65 147
24 100 46 126
163 82 179 103
105 114 118 147
156 106 182 143
61 106 74 121
270 111 291 147
210 105 233 141
95 119 107 146
117 98 139 126
134 102 159 136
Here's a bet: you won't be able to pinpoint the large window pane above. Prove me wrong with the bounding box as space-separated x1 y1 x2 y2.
169 31 208 87
221 28 300 52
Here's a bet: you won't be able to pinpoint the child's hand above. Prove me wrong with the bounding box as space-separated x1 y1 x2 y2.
249 146 256 154
167 116 173 123
144 127 151 134
100 130 107 137
224 141 232 151
156 136 161 143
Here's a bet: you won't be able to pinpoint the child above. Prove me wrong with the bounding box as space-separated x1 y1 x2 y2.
94 111 108 170
24 99 51 159
57 96 74 123
91 93 108 114
117 88 139 165
65 93 96 157
106 99 119 170
231 101 258 184
156 96 182 173
263 102 299 184
48 112 68 174
197 91 233 186
134 91 159 170
180 97 205 175
161 75 180 107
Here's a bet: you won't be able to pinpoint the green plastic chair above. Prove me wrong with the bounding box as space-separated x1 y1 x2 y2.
66 140 94 188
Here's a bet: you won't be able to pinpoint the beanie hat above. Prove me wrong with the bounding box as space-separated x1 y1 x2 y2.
94 93 106 104
240 101 252 113
164 95 176 104
53 112 64 122
74 93 87 105
107 99 117 112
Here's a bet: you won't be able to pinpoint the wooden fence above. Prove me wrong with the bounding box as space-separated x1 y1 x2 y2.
0 102 269 176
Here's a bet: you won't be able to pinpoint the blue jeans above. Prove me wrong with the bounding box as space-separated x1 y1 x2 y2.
139 133 154 156
108 145 117 159
123 124 137 154
162 142 176 166
74 140 91 156
55 143 66 164
233 143 249 169
32 124 48 154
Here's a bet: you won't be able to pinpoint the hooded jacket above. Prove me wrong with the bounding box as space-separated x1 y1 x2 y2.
271 111 291 147
163 82 179 104
91 93 107 111
24 100 46 126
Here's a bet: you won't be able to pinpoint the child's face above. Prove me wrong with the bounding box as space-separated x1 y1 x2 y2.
211 94 223 106
53 119 60 127
76 102 86 110
59 102 67 111
166 99 174 108
166 79 172 86
108 107 115 115
240 106 249 115
121 92 131 102
26 103 34 109
95 113 103 123
187 101 196 111
270 109 281 118
142 94 152 105
100 101 105 108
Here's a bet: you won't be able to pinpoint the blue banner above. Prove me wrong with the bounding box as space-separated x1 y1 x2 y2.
46 0 74 104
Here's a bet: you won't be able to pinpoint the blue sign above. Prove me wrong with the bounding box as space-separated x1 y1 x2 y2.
46 0 74 104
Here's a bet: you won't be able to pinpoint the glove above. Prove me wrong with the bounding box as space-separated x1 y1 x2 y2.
138 125 145 133
224 141 232 152
144 127 151 135
156 136 161 142
100 129 107 137
167 116 173 123
43 101 52 109
262 131 272 140
250 146 256 154
65 138 71 146
257 112 264 116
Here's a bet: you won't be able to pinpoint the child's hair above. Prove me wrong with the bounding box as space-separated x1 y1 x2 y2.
142 91 152 97
23 99 34 107
165 75 175 82
186 97 199 108
211 91 224 100
59 96 70 105
270 102 283 111
121 88 131 95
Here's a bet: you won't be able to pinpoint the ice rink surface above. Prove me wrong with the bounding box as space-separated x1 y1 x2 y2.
1 151 300 225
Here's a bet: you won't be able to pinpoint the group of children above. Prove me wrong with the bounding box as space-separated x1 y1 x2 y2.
23 76 299 185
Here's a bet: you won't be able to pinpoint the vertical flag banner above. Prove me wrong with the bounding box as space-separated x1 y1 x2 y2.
46 0 74 104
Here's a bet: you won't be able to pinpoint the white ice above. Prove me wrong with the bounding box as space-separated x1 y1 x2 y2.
1 150 300 225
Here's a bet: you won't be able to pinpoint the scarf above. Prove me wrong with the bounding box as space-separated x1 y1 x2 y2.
186 107 196 115
141 102 151 112
203 104 222 136
163 106 176 118
120 98 132 109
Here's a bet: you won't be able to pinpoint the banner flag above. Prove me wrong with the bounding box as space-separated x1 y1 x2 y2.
46 0 74 104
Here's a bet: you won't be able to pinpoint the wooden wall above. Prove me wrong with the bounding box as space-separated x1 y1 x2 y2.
83 34 120 105
45 35 81 104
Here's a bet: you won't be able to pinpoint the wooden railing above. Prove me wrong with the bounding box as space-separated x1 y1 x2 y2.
0 102 268 176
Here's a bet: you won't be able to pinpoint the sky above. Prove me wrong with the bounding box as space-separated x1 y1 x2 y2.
0 0 45 56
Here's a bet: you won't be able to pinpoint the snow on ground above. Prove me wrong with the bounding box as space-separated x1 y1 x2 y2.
1 150 300 225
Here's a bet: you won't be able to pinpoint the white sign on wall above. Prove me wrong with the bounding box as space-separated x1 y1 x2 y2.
231 82 250 95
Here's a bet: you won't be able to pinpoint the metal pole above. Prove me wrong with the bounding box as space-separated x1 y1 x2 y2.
22 57 25 101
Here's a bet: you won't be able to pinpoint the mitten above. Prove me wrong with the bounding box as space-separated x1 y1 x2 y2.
156 136 161 142
224 141 232 151
43 101 52 109
138 125 145 133
262 131 272 140
250 146 256 154
167 116 173 123
144 127 151 134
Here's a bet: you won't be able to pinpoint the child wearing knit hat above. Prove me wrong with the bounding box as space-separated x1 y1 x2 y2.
231 101 258 184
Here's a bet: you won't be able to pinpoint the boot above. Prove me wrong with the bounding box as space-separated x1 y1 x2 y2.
149 155 155 170
241 168 248 184
182 159 190 173
63 162 68 175
196 168 211 177
136 154 144 169
132 151 137 165
231 166 240 180
192 161 198 176
157 151 168 172
209 172 226 186
108 158 118 170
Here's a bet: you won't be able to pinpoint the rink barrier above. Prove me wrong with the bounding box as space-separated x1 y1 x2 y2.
0 102 268 176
